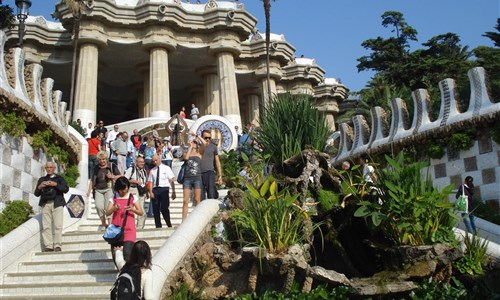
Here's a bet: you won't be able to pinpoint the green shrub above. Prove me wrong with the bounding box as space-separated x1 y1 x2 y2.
428 143 445 159
455 232 489 276
354 152 457 246
220 149 242 188
448 133 473 151
410 277 467 299
0 200 33 237
169 282 203 300
61 165 80 188
31 129 52 150
234 284 351 300
69 121 86 137
230 176 317 253
0 112 26 138
317 189 340 212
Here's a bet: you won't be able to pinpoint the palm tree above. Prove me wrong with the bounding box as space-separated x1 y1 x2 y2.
63 0 85 119
262 0 273 115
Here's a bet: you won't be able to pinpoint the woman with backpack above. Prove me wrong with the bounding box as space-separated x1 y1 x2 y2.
106 177 144 262
112 240 153 300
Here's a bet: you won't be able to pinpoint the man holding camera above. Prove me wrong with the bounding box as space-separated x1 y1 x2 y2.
34 162 69 252
124 155 148 229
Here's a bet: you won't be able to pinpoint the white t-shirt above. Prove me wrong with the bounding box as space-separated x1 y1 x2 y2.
363 164 375 183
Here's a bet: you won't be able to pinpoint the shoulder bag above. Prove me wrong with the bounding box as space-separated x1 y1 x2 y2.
103 194 133 246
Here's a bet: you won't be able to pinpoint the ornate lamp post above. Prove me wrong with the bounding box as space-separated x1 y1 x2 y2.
15 0 32 47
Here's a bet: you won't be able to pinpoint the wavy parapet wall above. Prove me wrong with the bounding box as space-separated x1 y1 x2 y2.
331 67 500 164
0 30 79 161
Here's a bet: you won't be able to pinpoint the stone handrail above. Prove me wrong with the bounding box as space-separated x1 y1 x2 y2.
331 67 500 164
152 199 221 299
0 30 80 165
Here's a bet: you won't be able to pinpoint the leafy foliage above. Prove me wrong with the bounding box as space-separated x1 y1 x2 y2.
0 4 15 29
0 112 27 138
0 200 33 237
32 129 70 167
220 149 243 188
169 282 203 300
317 189 340 213
428 143 445 159
234 284 352 300
31 129 52 150
230 176 315 253
410 277 468 300
60 165 80 188
354 152 457 246
257 93 330 164
69 121 86 137
448 133 473 151
455 232 489 276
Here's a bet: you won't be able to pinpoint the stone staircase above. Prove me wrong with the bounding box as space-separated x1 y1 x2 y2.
0 184 191 299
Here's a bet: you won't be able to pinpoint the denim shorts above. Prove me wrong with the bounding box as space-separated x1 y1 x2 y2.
183 177 202 189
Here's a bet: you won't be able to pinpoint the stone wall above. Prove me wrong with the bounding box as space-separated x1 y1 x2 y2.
429 139 499 204
0 29 85 211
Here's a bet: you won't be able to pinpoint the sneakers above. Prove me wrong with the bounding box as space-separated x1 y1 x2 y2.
54 247 62 252
43 248 54 252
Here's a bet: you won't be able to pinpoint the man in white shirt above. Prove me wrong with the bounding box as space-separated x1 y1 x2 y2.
107 124 120 147
85 122 93 139
147 155 176 228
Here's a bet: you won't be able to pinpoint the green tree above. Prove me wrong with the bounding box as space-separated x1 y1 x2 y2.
0 3 16 29
483 18 500 47
474 18 500 100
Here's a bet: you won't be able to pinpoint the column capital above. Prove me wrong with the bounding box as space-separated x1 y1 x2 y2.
208 35 242 57
254 60 282 81
196 65 218 77
142 37 176 52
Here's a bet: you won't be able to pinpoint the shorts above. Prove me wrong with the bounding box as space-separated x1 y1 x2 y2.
183 177 202 190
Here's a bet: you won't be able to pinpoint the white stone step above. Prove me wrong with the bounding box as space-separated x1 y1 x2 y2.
0 281 111 298
62 227 174 243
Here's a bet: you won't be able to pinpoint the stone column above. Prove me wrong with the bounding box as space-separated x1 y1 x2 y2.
203 72 220 116
73 43 99 126
216 51 241 127
260 77 277 107
142 70 150 117
247 94 260 126
149 47 170 118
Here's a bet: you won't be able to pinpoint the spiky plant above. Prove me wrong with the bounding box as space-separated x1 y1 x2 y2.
256 93 330 164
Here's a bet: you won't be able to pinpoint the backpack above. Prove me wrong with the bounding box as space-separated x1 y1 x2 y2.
110 265 142 300
139 143 147 155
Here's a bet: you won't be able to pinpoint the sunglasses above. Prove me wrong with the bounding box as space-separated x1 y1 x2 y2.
203 136 211 140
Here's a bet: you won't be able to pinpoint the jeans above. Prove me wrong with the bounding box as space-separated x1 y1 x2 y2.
462 213 477 234
88 155 98 179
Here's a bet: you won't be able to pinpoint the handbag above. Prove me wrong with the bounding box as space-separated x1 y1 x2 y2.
455 184 468 214
177 161 187 184
103 194 132 246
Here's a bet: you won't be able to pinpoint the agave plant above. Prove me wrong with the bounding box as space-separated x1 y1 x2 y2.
256 93 330 165
230 176 316 253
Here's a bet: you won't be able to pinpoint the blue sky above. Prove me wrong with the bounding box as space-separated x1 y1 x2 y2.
4 0 499 91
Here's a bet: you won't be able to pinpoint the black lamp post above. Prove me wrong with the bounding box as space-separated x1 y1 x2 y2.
15 0 32 47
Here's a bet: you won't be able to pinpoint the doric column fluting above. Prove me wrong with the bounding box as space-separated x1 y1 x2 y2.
260 77 277 107
203 72 220 116
216 51 241 127
247 94 260 126
73 42 99 126
149 47 170 118
143 70 150 117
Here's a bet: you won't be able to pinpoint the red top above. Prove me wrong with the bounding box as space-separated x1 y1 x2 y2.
88 138 100 156
180 111 186 118
110 193 138 242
